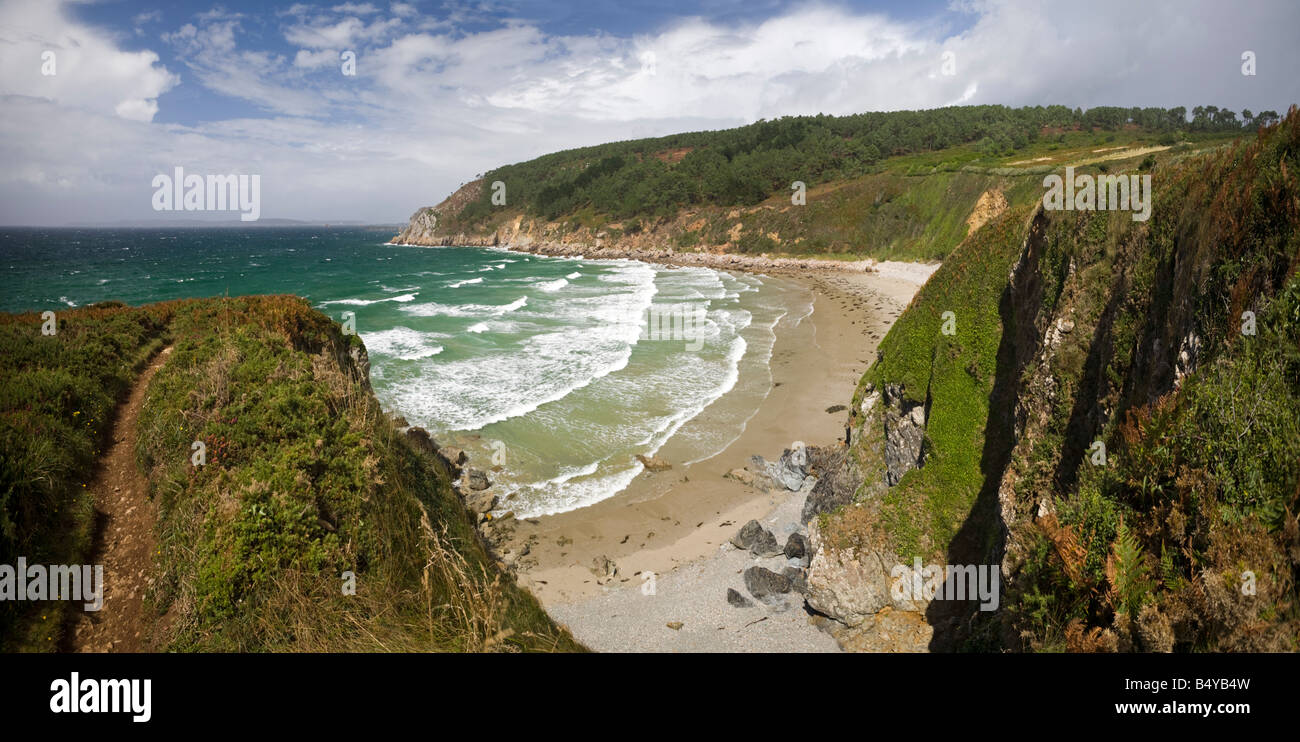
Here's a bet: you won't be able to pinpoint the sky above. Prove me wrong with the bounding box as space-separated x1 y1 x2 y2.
1 0 1297 225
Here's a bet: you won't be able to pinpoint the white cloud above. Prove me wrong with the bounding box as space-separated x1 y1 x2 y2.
1 0 1297 226
0 0 177 122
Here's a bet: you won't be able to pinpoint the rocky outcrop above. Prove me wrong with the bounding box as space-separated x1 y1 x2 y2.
388 189 883 276
881 384 926 486
800 445 859 523
751 448 812 491
804 518 910 627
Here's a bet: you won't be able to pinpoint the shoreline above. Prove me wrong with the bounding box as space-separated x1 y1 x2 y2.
386 237 936 650
387 237 939 282
488 260 932 651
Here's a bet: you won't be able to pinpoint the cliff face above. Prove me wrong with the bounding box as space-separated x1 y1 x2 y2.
391 172 1030 264
806 110 1300 652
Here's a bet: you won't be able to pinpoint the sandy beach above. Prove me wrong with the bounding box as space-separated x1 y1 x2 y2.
497 261 936 652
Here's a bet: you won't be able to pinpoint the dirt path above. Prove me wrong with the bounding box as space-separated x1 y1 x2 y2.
66 346 172 653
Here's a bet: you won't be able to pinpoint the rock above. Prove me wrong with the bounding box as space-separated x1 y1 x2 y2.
666 621 683 631
404 426 439 456
783 533 809 560
726 588 753 608
1057 318 1075 334
731 520 782 557
439 446 467 467
781 566 808 595
635 454 672 472
590 555 618 584
800 445 858 524
882 384 926 486
752 446 809 491
391 415 409 428
465 468 490 491
744 566 793 603
909 405 926 426
805 518 912 626
464 490 498 514
825 404 846 414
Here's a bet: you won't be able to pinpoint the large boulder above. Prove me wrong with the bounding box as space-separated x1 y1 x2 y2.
463 490 498 514
465 468 491 491
800 445 859 523
781 566 808 595
752 447 811 491
804 518 919 626
731 520 782 557
439 446 467 467
724 467 766 489
743 566 792 603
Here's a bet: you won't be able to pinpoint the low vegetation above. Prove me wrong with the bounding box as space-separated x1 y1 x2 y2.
828 107 1300 651
1 297 582 652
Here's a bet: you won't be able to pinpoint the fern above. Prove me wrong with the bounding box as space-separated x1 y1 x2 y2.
1106 518 1152 615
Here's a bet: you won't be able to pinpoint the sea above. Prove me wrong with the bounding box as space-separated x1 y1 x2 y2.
0 227 812 517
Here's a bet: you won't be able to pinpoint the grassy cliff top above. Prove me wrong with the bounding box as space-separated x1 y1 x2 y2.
0 296 583 652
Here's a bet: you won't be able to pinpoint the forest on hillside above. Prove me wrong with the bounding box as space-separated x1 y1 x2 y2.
450 104 1283 226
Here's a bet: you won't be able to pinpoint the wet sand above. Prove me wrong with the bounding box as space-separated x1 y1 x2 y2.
503 263 936 652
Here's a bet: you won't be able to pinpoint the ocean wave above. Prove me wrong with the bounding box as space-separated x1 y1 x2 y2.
361 326 444 361
401 295 527 318
510 461 644 519
320 292 418 307
386 265 655 431
447 277 484 289
536 278 568 292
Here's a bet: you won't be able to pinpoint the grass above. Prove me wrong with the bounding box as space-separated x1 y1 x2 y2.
412 129 1237 263
999 111 1300 650
861 205 1035 559
0 300 172 650
815 109 1298 651
1 296 584 652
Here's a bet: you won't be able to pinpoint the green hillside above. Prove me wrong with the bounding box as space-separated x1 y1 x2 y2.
0 297 583 652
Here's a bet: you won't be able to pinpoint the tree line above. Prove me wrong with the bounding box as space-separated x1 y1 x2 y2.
453 104 1283 225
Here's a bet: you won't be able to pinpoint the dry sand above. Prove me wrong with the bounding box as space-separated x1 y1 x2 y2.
505 262 936 652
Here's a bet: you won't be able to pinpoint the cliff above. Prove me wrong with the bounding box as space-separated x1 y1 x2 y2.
392 170 1040 264
805 108 1300 652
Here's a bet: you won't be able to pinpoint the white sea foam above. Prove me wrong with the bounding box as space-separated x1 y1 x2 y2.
320 293 417 307
448 277 484 288
401 295 528 318
361 326 444 360
536 278 568 292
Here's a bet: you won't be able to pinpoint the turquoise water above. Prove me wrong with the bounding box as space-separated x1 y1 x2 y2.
1 227 806 516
